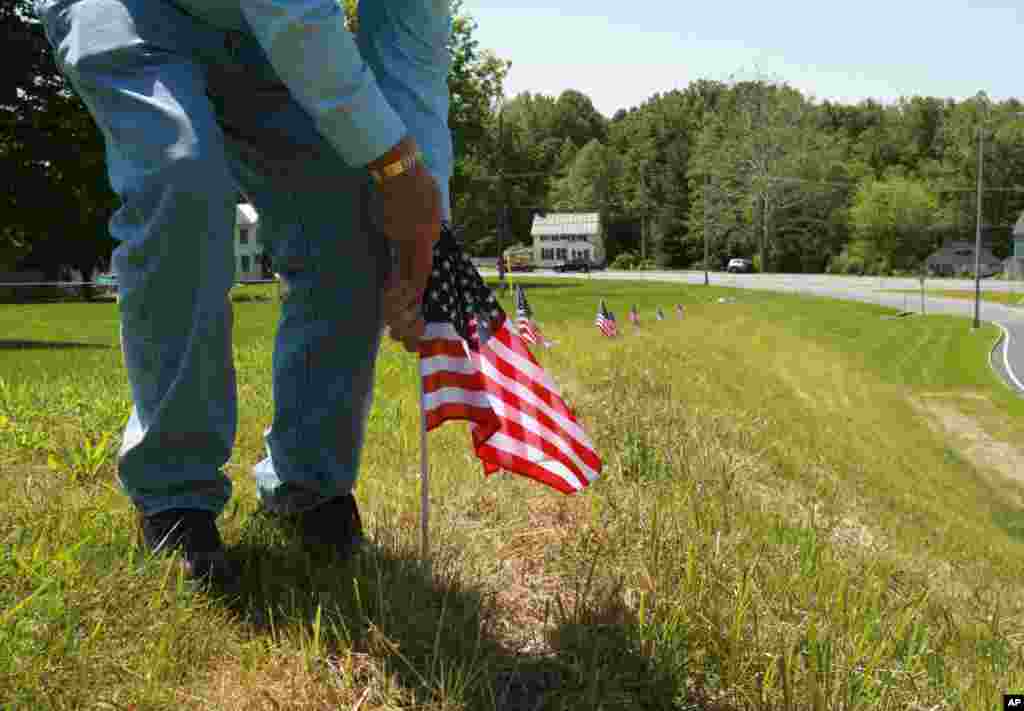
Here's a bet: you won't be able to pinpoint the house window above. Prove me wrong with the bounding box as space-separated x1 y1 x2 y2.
556 248 567 261
239 227 250 245
541 248 554 261
241 255 251 273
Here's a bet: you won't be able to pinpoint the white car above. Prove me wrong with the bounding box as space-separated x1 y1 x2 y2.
727 258 753 273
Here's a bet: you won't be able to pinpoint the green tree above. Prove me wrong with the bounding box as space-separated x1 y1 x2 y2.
928 95 1024 254
1 0 116 281
691 79 844 273
549 139 617 210
848 175 939 271
605 87 720 266
459 88 608 255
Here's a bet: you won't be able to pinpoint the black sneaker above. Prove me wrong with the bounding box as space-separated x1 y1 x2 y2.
138 508 236 584
292 494 365 560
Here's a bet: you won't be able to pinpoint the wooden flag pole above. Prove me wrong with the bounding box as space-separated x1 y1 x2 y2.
419 374 430 560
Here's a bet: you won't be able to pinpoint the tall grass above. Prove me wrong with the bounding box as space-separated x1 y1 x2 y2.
1 280 1022 709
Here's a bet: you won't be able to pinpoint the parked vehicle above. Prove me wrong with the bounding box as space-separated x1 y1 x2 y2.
726 258 753 273
504 248 535 272
554 260 591 273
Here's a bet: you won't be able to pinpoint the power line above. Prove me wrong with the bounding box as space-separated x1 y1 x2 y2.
764 176 1024 193
468 167 1024 193
468 170 568 181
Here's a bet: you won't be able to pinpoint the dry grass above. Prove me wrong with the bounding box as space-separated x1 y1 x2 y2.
3 281 1024 709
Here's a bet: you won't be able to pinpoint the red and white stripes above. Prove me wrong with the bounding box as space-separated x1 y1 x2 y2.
419 317 600 493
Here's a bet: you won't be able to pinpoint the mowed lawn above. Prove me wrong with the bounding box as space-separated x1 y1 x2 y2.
884 287 1024 307
2 279 1023 710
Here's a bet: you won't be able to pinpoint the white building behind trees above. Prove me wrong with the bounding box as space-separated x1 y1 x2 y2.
530 212 605 268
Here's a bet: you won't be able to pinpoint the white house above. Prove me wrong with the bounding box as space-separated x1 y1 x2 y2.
531 212 605 268
235 203 265 281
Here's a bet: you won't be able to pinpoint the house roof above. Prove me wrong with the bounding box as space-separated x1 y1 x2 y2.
926 243 1001 265
530 212 600 236
237 203 259 226
1015 211 1024 238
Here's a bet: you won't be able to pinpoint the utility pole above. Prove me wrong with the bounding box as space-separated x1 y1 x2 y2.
974 123 984 329
497 97 506 285
704 174 710 286
972 112 1024 330
640 169 646 262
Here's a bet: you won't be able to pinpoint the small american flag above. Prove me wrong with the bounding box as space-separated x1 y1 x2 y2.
595 299 618 338
656 307 665 321
515 285 549 348
419 225 601 494
676 303 685 319
629 304 640 326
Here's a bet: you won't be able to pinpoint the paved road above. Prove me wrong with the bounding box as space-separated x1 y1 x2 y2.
492 269 1024 397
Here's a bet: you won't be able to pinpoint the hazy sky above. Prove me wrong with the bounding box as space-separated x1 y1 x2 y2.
464 1 1021 117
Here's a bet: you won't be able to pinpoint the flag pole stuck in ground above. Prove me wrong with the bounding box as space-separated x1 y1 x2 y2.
418 375 430 560
415 224 602 556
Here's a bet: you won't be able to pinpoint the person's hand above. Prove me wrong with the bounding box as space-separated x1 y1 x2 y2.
382 239 433 353
370 135 442 352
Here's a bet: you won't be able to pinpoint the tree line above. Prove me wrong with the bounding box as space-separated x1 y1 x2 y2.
468 80 1024 275
4 0 1023 280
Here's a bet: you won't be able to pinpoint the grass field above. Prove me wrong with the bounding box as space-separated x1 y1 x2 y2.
884 288 1024 307
2 279 1024 710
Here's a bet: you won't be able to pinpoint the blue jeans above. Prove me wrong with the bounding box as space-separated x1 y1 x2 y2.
34 0 450 517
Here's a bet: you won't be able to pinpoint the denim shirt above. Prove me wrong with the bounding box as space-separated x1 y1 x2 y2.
169 0 453 216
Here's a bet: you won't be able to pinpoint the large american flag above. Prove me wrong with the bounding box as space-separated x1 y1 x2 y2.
515 285 549 348
595 299 617 338
419 225 601 494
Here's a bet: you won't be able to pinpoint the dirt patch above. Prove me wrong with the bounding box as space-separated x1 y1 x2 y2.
489 494 590 656
911 394 1024 491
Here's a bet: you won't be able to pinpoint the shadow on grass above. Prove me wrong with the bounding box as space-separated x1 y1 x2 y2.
541 594 701 710
0 340 112 350
213 514 695 710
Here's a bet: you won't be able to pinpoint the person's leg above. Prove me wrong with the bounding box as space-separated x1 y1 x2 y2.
204 32 390 517
34 0 240 517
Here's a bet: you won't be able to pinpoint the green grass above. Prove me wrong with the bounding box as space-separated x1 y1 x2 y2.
884 288 1024 307
2 279 1024 709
